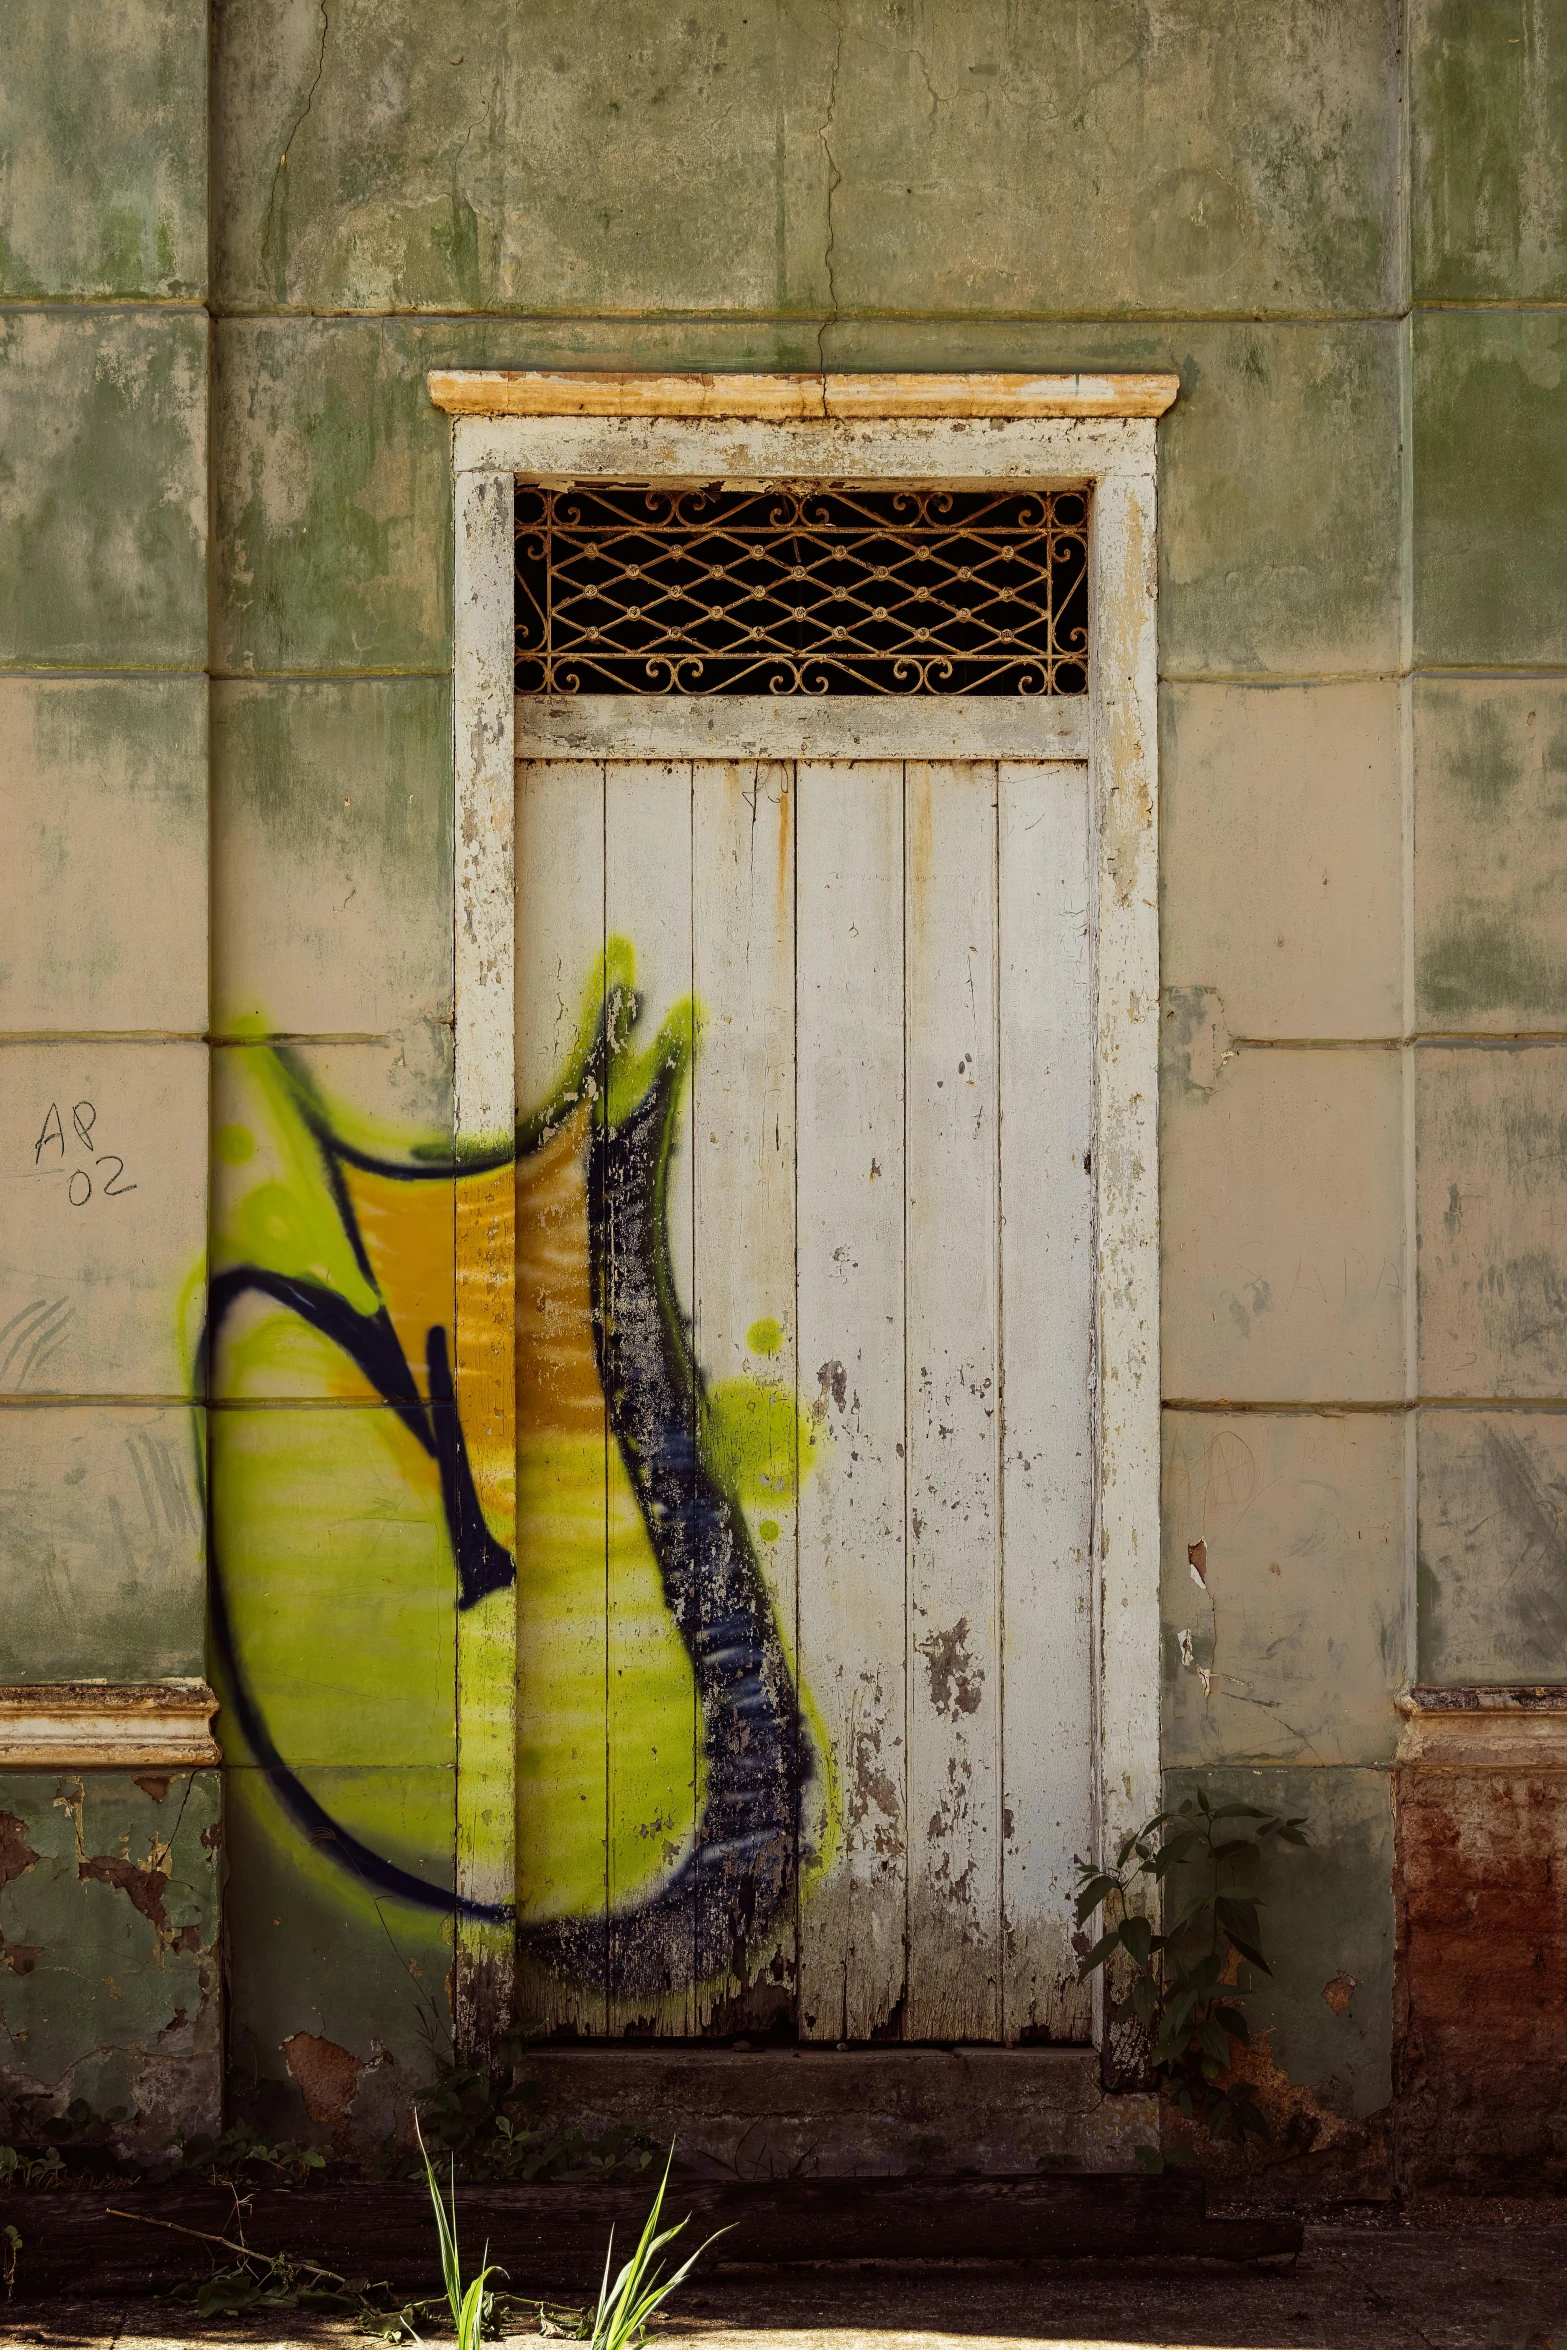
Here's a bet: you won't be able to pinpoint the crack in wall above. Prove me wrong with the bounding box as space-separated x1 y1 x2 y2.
817 5 844 377
261 0 332 286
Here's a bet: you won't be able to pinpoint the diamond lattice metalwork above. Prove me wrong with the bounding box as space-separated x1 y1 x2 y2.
515 483 1089 697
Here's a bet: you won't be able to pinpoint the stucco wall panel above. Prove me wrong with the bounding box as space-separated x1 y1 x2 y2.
1413 310 1567 670
799 0 1403 323
0 1403 204 1682
1154 321 1401 677
0 677 208 1035
0 0 207 302
1163 1764 1394 2140
1162 682 1403 1042
1412 0 1567 304
1417 1044 1567 1398
0 1040 206 1399
213 0 837 320
1162 1412 1407 1767
1161 1046 1406 1404
0 1769 220 2155
211 0 1400 322
1414 678 1567 1033
0 310 207 670
212 677 454 1039
1417 1409 1567 1683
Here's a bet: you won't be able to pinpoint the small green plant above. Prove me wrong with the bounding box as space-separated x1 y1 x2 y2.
3 2221 21 2299
400 2125 719 2350
107 2199 384 2319
191 2248 361 2321
0 2145 65 2190
182 2128 327 2186
586 2151 726 2350
1074 1791 1309 2153
407 2004 655 2186
33 2096 123 2152
405 2118 504 2350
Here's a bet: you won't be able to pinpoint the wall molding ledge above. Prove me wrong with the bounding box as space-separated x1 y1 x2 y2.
1397 1686 1567 1770
426 368 1181 421
0 1682 220 1769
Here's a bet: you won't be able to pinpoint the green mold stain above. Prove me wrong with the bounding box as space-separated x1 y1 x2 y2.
1418 912 1562 1019
1442 697 1524 812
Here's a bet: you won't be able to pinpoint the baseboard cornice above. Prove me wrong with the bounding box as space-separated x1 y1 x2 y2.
1397 1685 1567 1769
0 1681 220 1768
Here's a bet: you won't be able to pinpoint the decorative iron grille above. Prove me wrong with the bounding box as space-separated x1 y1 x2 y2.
515 483 1089 697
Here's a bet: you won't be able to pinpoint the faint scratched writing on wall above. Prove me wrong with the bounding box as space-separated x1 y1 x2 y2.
203 943 830 1998
33 1098 138 1207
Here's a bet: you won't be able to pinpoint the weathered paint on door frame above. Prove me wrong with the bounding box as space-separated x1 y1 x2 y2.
435 372 1174 2061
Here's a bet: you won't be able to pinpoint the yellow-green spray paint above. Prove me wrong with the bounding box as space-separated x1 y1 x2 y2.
205 944 835 2001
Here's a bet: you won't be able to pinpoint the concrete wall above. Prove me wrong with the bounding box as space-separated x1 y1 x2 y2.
0 0 217 2152
4 0 1565 2179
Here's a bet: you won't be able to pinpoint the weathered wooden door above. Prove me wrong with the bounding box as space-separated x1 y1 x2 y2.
513 754 1094 2044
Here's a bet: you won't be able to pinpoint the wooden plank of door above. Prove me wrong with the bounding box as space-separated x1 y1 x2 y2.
998 761 1096 2045
514 758 608 2035
795 761 909 2044
603 760 698 2036
904 760 1003 2042
454 468 518 2064
690 761 799 2033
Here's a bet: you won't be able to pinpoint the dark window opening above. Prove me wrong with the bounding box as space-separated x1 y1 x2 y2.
515 482 1089 697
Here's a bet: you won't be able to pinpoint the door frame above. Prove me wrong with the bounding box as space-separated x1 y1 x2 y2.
431 370 1177 2068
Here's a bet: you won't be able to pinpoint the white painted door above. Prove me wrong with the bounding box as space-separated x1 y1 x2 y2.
513 756 1094 2043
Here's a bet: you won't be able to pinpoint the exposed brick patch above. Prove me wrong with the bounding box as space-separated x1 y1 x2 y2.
0 1812 38 1894
1166 2036 1393 2202
282 2031 364 2135
79 1852 172 1938
1395 1767 1567 2192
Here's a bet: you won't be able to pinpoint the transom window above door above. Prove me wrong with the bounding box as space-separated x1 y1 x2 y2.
514 482 1090 698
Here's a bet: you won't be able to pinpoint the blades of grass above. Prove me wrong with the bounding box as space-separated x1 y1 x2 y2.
615 2227 730 2344
591 2227 617 2345
413 2118 463 2327
588 2146 730 2350
413 2115 506 2342
457 2266 502 2350
603 2150 678 2320
601 2222 687 2335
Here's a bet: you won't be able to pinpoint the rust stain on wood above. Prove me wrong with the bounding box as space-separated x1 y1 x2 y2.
918 1618 984 1718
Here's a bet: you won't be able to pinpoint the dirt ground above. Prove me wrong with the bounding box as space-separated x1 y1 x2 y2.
6 2220 1567 2350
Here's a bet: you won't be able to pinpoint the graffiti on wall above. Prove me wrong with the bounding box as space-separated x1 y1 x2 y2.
205 942 830 1997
